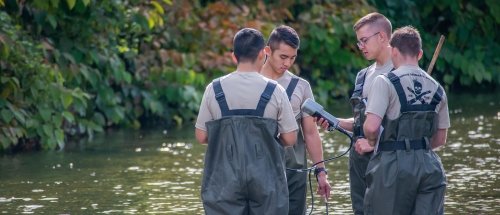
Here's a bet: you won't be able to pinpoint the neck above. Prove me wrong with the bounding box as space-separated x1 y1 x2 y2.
260 63 284 80
237 62 261 73
375 45 392 66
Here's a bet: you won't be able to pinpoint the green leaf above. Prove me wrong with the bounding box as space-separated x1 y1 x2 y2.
7 104 25 124
55 129 65 149
61 92 73 109
50 0 60 8
40 108 51 121
62 111 74 123
162 0 173 5
47 15 57 29
1 109 13 122
43 124 53 137
82 0 91 7
151 1 164 14
66 0 76 10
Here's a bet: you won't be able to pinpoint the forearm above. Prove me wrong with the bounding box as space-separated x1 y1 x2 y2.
363 113 383 147
364 129 378 146
338 118 354 132
431 128 448 149
304 134 325 168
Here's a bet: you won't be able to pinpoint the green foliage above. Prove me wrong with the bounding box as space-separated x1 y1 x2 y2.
0 0 498 151
0 12 89 149
369 0 500 89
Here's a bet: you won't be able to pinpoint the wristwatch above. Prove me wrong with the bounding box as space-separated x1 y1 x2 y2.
314 167 328 177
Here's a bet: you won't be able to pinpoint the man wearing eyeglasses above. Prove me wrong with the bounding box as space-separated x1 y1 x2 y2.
317 12 393 215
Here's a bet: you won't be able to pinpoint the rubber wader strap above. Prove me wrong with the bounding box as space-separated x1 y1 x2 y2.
386 72 443 112
213 79 230 117
255 82 277 117
351 67 369 98
286 77 299 101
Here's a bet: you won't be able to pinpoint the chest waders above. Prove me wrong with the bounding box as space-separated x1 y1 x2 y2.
282 77 307 215
201 79 289 215
363 72 446 215
348 68 372 215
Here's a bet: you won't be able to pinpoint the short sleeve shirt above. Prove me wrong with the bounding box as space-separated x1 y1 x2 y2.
276 71 314 119
366 65 451 129
357 60 394 98
195 71 299 133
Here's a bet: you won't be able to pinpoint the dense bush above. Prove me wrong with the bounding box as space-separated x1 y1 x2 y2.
0 0 497 151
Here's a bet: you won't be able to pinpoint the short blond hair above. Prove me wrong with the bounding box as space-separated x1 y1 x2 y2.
353 12 392 39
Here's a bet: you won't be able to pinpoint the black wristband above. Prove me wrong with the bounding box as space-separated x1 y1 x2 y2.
314 167 327 177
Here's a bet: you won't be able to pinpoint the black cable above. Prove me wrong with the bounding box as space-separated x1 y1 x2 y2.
287 126 354 215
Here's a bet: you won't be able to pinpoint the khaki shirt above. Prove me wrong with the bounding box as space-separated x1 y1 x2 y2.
195 71 298 133
366 65 451 129
276 71 314 119
359 60 394 98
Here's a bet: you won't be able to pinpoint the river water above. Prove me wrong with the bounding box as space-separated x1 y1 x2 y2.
0 93 498 214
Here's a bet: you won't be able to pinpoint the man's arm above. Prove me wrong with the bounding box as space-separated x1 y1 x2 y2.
431 128 447 149
363 113 382 146
302 116 331 199
195 128 208 144
279 130 297 147
315 117 354 132
355 113 382 154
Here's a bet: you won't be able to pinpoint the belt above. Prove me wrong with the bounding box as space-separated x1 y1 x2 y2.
378 139 428 151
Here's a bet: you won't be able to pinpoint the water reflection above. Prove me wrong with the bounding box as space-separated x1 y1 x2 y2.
0 93 498 214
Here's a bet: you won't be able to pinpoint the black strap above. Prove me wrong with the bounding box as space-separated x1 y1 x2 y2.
351 68 369 98
212 79 276 117
254 82 277 117
213 79 230 116
286 77 299 101
378 139 427 151
386 72 443 112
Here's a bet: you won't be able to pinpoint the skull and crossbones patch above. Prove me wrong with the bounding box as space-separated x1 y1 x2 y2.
407 80 431 104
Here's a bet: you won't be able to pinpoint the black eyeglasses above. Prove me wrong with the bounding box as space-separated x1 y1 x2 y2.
356 32 380 48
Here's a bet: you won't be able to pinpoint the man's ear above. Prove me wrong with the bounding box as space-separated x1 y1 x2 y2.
231 52 238 64
417 49 423 61
264 46 271 56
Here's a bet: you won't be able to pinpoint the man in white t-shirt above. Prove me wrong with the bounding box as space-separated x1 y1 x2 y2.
195 28 298 215
356 26 450 215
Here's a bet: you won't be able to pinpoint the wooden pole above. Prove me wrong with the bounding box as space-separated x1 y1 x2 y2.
426 35 446 75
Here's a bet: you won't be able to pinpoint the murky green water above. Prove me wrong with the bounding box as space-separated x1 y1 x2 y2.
1 93 499 214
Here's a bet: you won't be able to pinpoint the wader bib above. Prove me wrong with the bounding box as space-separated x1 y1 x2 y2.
364 72 446 215
201 79 289 215
283 77 308 215
348 68 372 215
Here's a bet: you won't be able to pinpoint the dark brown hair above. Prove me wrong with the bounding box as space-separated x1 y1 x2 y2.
267 25 300 51
390 26 422 57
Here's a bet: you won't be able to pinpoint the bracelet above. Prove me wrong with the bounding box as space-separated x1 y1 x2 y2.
314 167 327 177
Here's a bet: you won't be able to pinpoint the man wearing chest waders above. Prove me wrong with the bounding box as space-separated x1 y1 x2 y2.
195 28 299 215
260 25 331 215
355 26 450 214
317 12 393 215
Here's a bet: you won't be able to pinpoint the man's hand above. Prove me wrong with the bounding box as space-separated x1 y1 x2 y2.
314 117 330 131
354 138 374 155
316 172 331 199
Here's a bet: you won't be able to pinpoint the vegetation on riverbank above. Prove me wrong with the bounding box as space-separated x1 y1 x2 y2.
1 0 498 151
